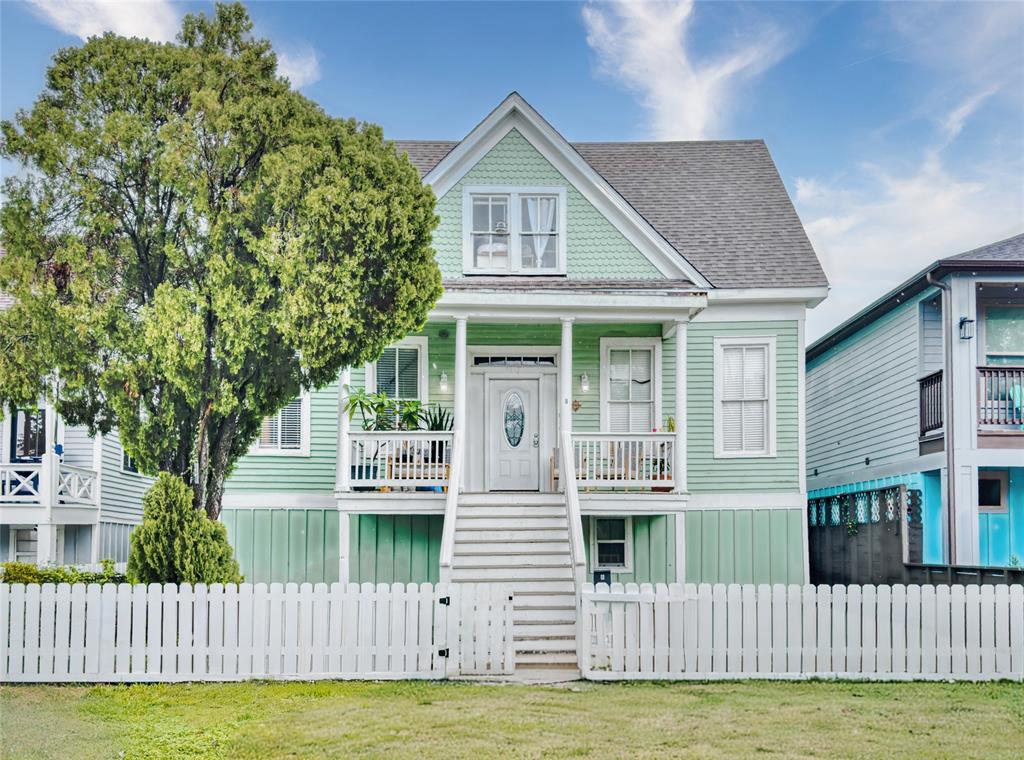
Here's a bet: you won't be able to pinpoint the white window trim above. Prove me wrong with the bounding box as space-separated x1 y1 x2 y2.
364 336 430 403
713 335 777 459
462 185 568 276
120 445 138 474
599 337 663 432
249 391 311 457
589 516 633 573
978 469 1009 514
979 303 1024 363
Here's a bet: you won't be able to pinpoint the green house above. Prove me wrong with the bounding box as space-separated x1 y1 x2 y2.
220 93 829 668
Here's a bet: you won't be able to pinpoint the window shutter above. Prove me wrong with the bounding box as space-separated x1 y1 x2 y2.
279 398 303 449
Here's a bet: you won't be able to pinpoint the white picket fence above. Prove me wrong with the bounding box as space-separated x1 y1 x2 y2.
581 583 1024 681
0 582 514 683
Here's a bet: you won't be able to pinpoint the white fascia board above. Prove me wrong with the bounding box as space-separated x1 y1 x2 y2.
708 286 829 307
424 93 712 288
432 289 707 322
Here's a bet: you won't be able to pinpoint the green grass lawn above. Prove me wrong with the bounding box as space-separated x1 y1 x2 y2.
1 680 1022 759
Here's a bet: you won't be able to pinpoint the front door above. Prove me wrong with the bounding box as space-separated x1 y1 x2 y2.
488 378 540 491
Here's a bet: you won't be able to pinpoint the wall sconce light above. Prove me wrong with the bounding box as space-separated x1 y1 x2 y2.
438 371 449 393
579 373 590 393
959 317 975 340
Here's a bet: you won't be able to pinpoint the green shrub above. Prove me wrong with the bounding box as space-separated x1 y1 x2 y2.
127 473 242 585
0 559 127 585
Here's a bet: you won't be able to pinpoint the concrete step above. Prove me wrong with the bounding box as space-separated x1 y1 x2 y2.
512 623 576 638
451 566 574 582
452 554 570 568
455 516 567 530
463 579 577 594
457 504 566 517
513 607 577 623
458 493 566 506
455 528 569 543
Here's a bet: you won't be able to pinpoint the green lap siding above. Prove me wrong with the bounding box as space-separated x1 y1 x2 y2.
349 514 442 584
687 320 800 492
582 515 676 584
221 509 339 584
684 508 805 584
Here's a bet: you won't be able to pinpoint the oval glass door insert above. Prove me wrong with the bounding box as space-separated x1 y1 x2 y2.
503 392 525 448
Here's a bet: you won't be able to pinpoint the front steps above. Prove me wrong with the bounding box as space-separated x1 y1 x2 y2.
451 493 579 672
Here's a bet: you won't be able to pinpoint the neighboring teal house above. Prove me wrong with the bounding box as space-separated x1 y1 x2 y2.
807 234 1024 581
221 93 829 667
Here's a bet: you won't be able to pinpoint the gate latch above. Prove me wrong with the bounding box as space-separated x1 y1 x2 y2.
438 648 449 658
439 596 451 606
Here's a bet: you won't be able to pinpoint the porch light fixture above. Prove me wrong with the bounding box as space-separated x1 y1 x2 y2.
959 317 975 341
579 373 590 393
438 371 449 394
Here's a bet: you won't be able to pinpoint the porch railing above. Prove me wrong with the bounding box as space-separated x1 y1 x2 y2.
978 366 1024 427
571 433 675 489
349 431 454 489
0 459 99 507
918 369 943 436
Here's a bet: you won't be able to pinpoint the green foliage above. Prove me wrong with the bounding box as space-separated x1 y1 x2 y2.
0 559 127 585
421 405 453 432
127 473 242 584
0 2 441 519
344 387 424 431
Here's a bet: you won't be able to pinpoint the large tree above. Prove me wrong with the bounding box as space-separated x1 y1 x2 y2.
0 3 441 519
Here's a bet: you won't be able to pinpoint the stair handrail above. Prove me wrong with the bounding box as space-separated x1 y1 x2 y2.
560 431 587 586
438 428 464 582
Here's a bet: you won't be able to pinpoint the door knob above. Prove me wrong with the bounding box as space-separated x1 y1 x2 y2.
532 433 539 447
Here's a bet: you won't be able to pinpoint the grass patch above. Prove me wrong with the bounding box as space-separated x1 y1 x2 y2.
2 680 1022 759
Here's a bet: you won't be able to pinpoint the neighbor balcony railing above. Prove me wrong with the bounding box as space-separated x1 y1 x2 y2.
349 431 454 489
918 369 944 436
978 365 1024 427
570 433 675 489
0 457 99 508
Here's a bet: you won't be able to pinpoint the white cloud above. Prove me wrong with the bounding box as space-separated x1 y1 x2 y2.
799 149 1023 341
581 0 791 139
277 47 321 89
27 0 180 42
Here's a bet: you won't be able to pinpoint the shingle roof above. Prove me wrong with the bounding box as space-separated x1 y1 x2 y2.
394 138 827 289
940 232 1024 265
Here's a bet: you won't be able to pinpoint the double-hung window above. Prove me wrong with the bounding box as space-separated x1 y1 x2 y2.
369 337 427 403
601 338 661 433
254 394 309 456
714 337 776 457
590 517 632 572
464 186 566 274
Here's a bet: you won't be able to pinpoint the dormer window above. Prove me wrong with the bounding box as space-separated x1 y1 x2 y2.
463 186 567 275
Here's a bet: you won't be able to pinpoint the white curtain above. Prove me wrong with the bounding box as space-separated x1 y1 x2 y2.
524 196 557 267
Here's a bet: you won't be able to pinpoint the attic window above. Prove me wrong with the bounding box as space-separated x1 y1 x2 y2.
463 186 567 275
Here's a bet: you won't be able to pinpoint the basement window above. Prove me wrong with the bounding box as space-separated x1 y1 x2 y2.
978 470 1009 513
590 517 633 572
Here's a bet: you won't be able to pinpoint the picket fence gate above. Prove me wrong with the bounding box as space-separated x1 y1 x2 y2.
581 583 1024 681
0 582 514 682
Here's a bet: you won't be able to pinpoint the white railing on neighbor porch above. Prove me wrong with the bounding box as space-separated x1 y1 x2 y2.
349 431 453 489
0 459 98 508
571 434 675 489
438 430 464 583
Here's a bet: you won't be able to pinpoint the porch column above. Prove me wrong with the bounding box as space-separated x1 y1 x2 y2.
453 316 468 440
673 319 687 493
36 523 58 566
336 367 352 493
560 318 574 437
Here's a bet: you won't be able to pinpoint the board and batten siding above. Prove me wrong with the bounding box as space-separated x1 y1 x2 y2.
684 508 805 584
687 320 800 493
582 515 677 584
807 293 931 479
221 508 340 584
432 128 662 280
349 514 443 585
99 431 152 524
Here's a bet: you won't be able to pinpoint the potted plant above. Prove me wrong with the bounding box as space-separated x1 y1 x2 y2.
418 405 453 492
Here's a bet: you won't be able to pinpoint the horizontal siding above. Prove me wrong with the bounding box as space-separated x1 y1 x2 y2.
99 431 152 523
349 514 442 584
582 514 676 584
687 321 800 493
807 295 927 478
684 508 805 584
221 508 340 584
60 425 94 467
432 129 663 280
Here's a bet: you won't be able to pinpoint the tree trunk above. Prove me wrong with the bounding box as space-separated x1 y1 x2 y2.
198 414 238 521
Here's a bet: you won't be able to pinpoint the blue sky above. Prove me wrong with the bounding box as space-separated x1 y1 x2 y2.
2 1 1022 339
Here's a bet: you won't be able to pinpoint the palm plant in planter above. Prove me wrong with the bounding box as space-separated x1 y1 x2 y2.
344 388 425 489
